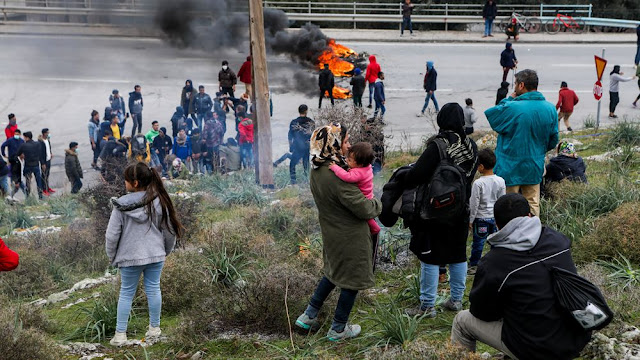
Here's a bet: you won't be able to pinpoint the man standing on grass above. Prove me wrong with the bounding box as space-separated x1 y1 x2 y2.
485 69 558 217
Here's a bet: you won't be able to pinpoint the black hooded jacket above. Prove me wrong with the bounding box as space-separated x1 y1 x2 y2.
318 68 335 90
545 155 587 183
496 82 510 105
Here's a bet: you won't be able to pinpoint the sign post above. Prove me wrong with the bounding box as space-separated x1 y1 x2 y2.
594 50 607 131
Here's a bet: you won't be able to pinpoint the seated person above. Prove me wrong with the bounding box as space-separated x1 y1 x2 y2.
545 140 587 184
219 138 241 173
451 193 591 360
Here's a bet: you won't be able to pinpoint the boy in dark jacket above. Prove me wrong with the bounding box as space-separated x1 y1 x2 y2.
420 61 439 115
219 60 237 97
374 72 386 118
451 193 591 360
496 81 510 105
65 142 83 194
500 43 518 83
318 64 335 109
17 131 45 199
288 104 315 184
350 68 366 107
128 85 144 137
152 127 173 177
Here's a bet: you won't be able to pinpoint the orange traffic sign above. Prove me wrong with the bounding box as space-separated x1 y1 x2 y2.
595 55 608 81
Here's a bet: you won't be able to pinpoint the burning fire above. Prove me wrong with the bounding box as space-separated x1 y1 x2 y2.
333 87 351 99
318 39 358 99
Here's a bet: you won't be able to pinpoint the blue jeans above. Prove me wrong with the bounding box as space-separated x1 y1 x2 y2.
241 143 253 168
116 261 164 333
402 17 413 35
374 100 386 117
0 174 9 196
304 276 358 332
636 44 640 65
419 261 467 307
422 91 440 113
196 113 206 129
368 83 375 106
484 18 494 36
470 218 497 266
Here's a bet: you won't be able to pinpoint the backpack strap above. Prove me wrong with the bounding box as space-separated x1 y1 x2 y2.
432 137 449 161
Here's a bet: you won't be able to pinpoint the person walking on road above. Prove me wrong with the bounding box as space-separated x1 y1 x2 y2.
288 104 315 184
374 72 386 118
219 60 237 98
609 65 635 119
65 142 83 194
319 64 335 109
39 128 54 195
237 56 252 96
485 69 558 217
88 110 100 169
500 43 518 83
420 61 439 115
365 55 381 108
401 0 415 37
556 82 579 132
482 0 497 37
129 85 144 137
350 68 366 108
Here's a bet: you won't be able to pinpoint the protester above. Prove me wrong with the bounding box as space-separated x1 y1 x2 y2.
194 85 213 129
609 65 635 118
295 123 382 341
219 60 237 97
404 103 478 318
273 152 292 167
319 64 335 109
170 158 189 179
172 129 191 165
485 69 558 217
129 85 144 137
482 0 497 37
107 162 183 346
0 153 9 198
39 128 54 195
145 121 161 168
190 128 203 174
288 105 315 184
99 136 127 184
0 238 19 271
350 68 366 108
170 106 187 138
365 55 381 108
65 142 83 194
2 129 25 198
219 138 241 173
468 149 505 274
500 43 518 83
5 114 17 139
99 109 113 146
237 56 252 96
181 80 197 126
401 0 415 37
109 89 126 132
496 81 510 105
238 114 254 169
17 131 45 200
129 134 150 164
152 127 172 178
88 110 100 169
554 81 579 132
451 193 592 359
202 117 224 174
374 72 386 118
463 98 478 135
544 141 587 186
420 61 439 115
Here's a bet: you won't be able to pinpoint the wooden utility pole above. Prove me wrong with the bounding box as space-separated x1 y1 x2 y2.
249 0 274 188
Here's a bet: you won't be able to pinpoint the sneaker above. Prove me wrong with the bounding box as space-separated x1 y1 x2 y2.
367 104 372 109
43 190 50 197
439 273 448 283
405 304 437 318
110 332 128 346
400 34 404 37
467 266 477 275
145 325 161 338
609 114 618 119
294 313 320 332
327 324 361 341
633 103 637 108
416 112 424 117
567 127 573 132
47 188 56 194
442 298 463 312
482 35 488 38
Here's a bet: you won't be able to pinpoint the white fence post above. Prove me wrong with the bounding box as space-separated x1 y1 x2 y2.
539 3 543 17
353 2 356 29
445 3 449 32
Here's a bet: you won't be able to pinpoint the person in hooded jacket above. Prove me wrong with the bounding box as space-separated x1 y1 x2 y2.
152 127 173 177
2 129 25 199
319 64 335 109
350 68 366 108
181 80 198 127
238 115 254 169
403 103 479 319
544 141 587 187
495 81 510 105
485 69 558 217
374 72 386 118
500 43 518 83
170 106 187 138
556 82 579 132
219 60 237 98
365 55 381 108
65 142 83 194
237 56 252 96
420 61 439 115
609 65 635 118
107 162 184 346
88 110 101 169
173 129 192 165
451 193 591 360
129 85 144 137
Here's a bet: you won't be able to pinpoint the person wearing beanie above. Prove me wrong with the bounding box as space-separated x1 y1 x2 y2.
65 142 83 194
237 56 253 96
350 68 366 108
496 81 510 105
500 43 518 83
5 114 17 140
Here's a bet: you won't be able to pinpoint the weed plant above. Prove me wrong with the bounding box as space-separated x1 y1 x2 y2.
205 246 249 287
607 120 640 148
67 285 123 342
583 115 596 129
597 254 640 289
48 196 79 218
370 301 423 347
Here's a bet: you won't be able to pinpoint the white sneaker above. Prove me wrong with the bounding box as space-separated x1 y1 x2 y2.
110 332 127 346
145 325 161 338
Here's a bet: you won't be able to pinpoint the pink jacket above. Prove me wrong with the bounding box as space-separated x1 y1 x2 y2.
329 164 374 199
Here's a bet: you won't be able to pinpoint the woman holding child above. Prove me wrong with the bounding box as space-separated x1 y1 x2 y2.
294 123 382 341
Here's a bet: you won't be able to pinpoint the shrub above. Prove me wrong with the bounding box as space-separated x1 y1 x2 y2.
161 251 210 315
597 254 640 290
574 202 640 263
67 284 121 342
6 207 34 229
370 301 423 347
79 179 127 240
204 246 249 287
171 196 201 248
583 115 596 129
607 120 640 148
48 196 80 218
0 249 57 298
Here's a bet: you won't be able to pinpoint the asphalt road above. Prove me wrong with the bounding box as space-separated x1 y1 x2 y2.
0 34 638 177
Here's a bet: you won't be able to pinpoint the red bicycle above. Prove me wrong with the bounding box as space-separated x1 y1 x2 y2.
545 12 586 34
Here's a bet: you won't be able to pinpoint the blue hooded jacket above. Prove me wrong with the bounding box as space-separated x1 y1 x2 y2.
485 91 559 186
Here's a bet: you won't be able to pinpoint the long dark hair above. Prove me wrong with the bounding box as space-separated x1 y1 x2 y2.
124 162 184 238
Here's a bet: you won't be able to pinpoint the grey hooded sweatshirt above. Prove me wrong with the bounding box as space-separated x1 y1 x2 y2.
487 216 541 251
105 191 176 268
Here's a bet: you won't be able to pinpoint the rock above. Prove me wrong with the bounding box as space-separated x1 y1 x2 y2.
622 326 640 342
191 351 204 360
480 352 491 359
47 291 70 304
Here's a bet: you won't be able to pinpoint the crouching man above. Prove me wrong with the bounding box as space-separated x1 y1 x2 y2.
451 193 591 360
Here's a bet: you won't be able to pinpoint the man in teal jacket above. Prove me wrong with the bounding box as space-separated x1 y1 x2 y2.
485 69 558 217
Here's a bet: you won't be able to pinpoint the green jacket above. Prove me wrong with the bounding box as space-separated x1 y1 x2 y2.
145 129 159 143
64 149 83 180
310 164 382 290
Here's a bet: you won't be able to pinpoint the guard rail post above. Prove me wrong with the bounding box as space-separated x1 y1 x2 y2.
353 2 356 29
539 3 543 17
588 4 592 18
398 3 402 32
445 3 449 32
307 0 311 26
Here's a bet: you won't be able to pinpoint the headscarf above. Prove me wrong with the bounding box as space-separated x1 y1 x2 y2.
434 103 478 177
310 123 348 169
427 61 434 71
557 141 577 158
176 131 187 146
184 80 193 92
611 65 621 76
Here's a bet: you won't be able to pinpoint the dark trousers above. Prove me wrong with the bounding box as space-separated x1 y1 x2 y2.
70 177 83 194
273 152 292 167
401 17 413 34
131 113 143 137
319 88 334 108
23 165 44 198
10 160 24 196
221 87 234 98
465 127 474 135
353 95 363 107
306 276 358 332
92 144 100 165
502 67 513 83
636 43 640 65
470 218 497 266
42 160 51 190
289 148 310 184
610 91 620 113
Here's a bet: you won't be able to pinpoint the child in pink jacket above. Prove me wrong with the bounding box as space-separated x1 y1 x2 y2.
329 142 381 234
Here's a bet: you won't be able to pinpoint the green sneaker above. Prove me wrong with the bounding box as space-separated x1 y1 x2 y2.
327 324 361 341
295 313 320 332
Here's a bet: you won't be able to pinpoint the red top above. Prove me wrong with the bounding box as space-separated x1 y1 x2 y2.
365 55 381 84
238 60 252 85
5 124 17 139
0 238 19 272
238 119 254 144
556 88 580 113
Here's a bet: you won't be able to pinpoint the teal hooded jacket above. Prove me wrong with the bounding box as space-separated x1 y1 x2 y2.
485 91 559 187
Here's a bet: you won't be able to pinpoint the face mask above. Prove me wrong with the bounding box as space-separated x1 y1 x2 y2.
222 65 228 70
13 135 20 140
75 149 79 154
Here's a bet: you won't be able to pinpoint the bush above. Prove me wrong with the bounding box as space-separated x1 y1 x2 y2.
48 196 80 219
370 301 423 347
67 284 120 342
607 120 640 148
79 179 127 240
0 249 57 298
161 251 211 315
204 246 249 287
0 300 62 360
